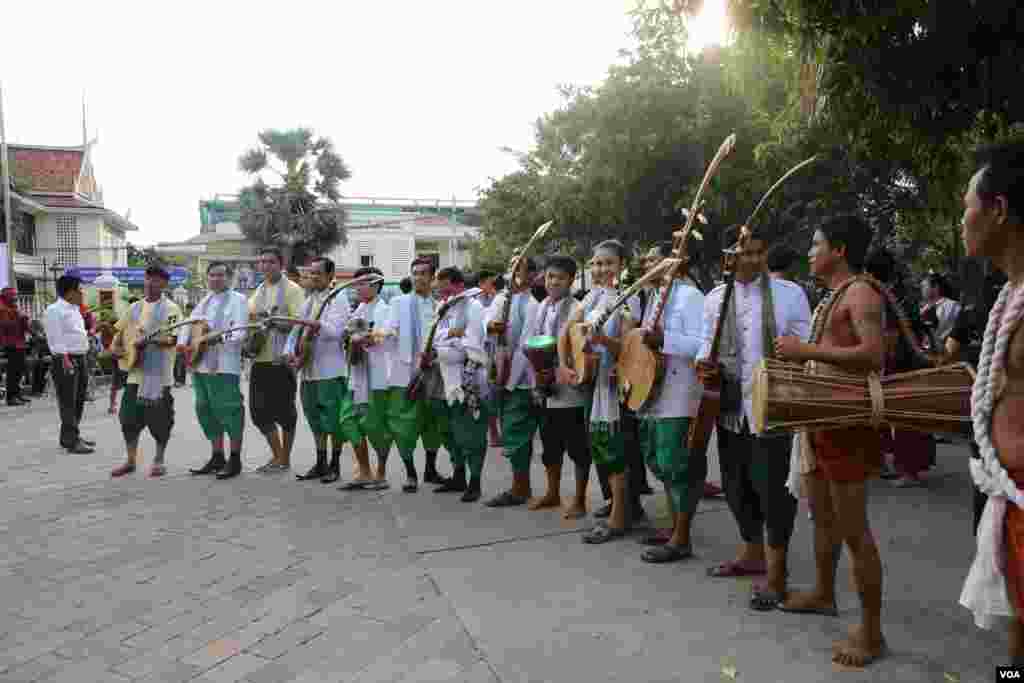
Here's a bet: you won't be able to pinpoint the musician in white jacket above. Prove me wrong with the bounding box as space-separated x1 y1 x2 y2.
425 268 490 502
176 262 250 480
696 225 811 610
632 256 706 562
346 266 394 490
284 257 354 484
483 258 541 508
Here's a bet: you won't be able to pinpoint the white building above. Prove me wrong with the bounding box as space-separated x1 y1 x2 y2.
328 197 478 279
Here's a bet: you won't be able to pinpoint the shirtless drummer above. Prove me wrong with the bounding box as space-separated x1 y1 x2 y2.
773 214 887 667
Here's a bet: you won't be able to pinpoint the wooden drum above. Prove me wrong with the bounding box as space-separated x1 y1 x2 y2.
751 359 974 437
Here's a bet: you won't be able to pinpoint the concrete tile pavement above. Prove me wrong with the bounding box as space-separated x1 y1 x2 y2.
0 384 1010 682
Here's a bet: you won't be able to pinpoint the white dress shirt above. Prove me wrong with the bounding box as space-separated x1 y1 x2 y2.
637 282 705 419
285 288 349 381
43 298 89 355
177 290 249 375
698 277 812 431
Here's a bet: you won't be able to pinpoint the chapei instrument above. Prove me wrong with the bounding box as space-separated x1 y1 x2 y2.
491 220 554 388
617 133 738 413
566 258 681 386
114 317 194 372
295 274 385 369
751 359 974 437
406 288 480 401
686 154 821 456
189 322 266 367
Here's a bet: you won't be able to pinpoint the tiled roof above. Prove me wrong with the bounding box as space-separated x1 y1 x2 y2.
29 193 102 210
7 145 85 193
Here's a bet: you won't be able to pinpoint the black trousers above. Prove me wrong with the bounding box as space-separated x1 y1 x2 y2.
53 355 87 448
173 351 186 385
539 406 591 472
29 354 50 394
717 426 798 548
596 408 646 514
249 362 298 434
4 347 25 400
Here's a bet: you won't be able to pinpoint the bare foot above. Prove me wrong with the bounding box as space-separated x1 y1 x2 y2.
832 624 886 668
528 493 561 511
563 501 587 519
777 590 838 615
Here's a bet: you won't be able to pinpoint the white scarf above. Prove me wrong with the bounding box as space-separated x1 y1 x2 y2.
256 276 289 359
583 287 621 431
960 282 1024 629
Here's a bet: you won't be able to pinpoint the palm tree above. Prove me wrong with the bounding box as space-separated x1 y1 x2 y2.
237 128 351 268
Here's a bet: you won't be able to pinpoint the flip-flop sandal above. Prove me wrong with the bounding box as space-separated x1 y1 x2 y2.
776 602 839 617
484 490 528 508
582 523 626 544
111 463 136 478
641 543 693 563
338 480 371 491
749 589 786 611
365 480 390 490
706 561 768 578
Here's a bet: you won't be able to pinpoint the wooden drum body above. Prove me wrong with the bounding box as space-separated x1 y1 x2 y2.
751 359 974 437
524 335 558 391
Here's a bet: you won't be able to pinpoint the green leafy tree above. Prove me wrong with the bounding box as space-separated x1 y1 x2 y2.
237 128 351 268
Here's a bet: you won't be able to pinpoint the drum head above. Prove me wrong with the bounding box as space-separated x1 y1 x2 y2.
525 335 557 350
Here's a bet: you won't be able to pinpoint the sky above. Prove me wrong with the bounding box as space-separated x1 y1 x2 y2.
2 0 727 247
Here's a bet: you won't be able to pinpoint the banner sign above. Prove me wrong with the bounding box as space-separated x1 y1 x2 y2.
64 266 189 287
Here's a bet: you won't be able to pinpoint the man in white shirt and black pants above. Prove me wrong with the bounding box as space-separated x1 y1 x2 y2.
697 225 811 611
43 275 95 454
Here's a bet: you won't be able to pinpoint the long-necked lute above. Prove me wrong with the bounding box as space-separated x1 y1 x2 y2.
406 288 480 401
189 322 266 367
295 274 384 369
114 317 195 372
618 133 738 411
688 155 820 453
566 259 682 386
491 220 553 387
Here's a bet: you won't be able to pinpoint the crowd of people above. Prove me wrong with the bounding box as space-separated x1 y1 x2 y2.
21 139 1024 669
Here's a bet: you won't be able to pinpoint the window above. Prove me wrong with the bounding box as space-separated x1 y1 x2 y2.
360 254 374 268
392 244 411 277
15 212 36 255
55 215 79 266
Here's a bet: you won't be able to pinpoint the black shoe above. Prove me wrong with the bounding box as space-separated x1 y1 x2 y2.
7 397 29 406
461 478 482 503
594 502 612 519
297 455 327 481
423 468 445 485
320 464 341 484
215 453 242 480
402 476 419 493
65 441 95 455
435 468 467 493
190 453 226 475
80 438 96 447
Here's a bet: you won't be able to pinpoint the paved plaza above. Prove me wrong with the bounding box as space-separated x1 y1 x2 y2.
0 382 1009 682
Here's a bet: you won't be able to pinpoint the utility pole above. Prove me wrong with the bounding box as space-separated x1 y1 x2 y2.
0 81 15 289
